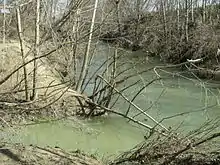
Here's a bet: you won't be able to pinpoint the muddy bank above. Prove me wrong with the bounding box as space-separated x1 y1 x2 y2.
0 41 77 125
0 142 103 165
0 41 105 128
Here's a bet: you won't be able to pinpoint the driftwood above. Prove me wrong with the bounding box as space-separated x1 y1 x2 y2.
191 67 220 81
110 131 220 165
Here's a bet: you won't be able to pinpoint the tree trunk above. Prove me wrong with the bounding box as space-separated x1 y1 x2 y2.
32 0 40 100
202 0 206 22
76 0 99 92
161 0 167 42
116 0 121 34
53 0 59 21
69 8 80 83
185 0 189 42
177 0 180 31
16 7 29 101
134 0 141 45
2 0 6 44
49 0 54 22
191 0 194 22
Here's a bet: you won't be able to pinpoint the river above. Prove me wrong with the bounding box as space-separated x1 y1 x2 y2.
2 42 220 158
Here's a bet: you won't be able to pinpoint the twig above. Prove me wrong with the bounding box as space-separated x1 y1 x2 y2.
125 77 161 116
110 79 141 109
161 132 220 165
93 102 167 136
132 88 166 119
97 75 168 132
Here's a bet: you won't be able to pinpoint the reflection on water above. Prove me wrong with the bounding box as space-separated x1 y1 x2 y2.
3 42 220 157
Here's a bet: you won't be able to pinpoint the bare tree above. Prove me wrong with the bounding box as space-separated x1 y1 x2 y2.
76 0 99 92
2 0 6 44
202 0 207 22
177 0 180 31
161 0 168 42
191 0 194 22
16 6 29 101
68 8 81 83
31 0 40 100
185 0 189 42
115 0 121 33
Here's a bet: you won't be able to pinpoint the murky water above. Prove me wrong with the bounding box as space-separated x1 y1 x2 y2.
2 42 220 157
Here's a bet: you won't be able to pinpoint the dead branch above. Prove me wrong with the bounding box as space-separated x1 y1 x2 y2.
92 102 167 136
161 132 220 165
97 75 168 132
125 77 162 116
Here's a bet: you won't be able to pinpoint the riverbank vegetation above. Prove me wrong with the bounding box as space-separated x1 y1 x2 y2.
0 0 220 164
101 0 220 80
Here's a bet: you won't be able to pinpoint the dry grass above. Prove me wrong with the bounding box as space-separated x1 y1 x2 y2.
0 40 84 125
0 40 61 98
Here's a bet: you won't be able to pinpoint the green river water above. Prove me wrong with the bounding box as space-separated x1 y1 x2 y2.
2 43 220 158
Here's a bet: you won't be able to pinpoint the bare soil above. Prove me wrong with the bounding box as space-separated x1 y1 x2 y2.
0 41 86 126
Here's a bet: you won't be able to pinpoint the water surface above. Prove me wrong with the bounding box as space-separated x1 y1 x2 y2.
2 43 220 157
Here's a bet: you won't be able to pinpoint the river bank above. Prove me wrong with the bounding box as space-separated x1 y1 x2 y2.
1 1 220 164
0 41 108 164
0 142 103 165
1 42 220 164
100 4 220 81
